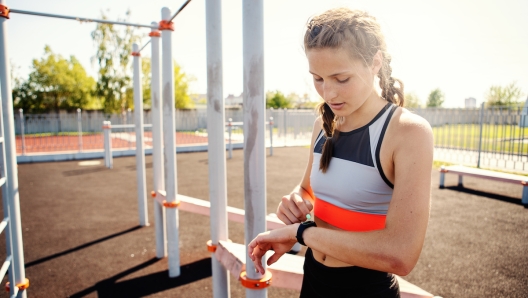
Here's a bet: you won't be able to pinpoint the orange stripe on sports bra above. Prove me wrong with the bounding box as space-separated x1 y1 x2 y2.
314 198 386 232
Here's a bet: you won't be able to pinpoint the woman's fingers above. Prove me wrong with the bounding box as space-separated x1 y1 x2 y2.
267 252 283 267
277 203 300 224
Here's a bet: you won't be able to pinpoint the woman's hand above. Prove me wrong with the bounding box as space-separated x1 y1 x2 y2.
248 224 299 274
277 192 313 224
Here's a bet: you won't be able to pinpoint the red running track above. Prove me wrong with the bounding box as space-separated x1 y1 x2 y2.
15 132 210 154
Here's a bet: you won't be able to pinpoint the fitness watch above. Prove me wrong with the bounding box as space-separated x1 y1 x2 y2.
296 220 317 246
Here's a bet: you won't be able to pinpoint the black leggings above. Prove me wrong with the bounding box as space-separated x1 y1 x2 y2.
300 248 400 298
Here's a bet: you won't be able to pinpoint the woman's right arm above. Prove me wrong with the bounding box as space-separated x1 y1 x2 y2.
276 116 322 225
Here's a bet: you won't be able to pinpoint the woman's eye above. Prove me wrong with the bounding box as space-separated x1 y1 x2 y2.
337 78 350 83
313 77 323 82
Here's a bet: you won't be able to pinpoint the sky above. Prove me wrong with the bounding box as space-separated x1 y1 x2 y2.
4 0 528 108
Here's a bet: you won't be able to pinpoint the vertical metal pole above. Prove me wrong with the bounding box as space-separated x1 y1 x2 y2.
103 121 113 169
477 102 484 168
269 117 273 156
228 118 233 159
0 3 28 295
150 23 167 258
161 7 180 278
132 43 148 227
206 0 230 296
243 1 268 297
18 109 25 155
77 108 83 153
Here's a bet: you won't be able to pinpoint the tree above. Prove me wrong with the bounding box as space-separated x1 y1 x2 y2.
485 82 524 107
426 88 444 108
405 92 422 108
12 46 96 113
139 58 194 110
91 11 141 114
174 61 194 109
266 91 293 109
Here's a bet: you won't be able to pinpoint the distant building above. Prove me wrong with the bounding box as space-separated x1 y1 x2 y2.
225 93 243 106
465 97 476 108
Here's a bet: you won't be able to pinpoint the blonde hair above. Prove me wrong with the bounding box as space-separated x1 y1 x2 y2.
305 8 404 172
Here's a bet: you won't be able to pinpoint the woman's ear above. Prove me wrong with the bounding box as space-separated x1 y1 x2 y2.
371 50 382 75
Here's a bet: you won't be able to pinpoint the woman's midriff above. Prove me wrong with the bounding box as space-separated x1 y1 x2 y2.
311 216 355 267
310 198 387 267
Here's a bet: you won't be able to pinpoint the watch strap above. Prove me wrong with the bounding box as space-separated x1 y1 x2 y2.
296 221 317 246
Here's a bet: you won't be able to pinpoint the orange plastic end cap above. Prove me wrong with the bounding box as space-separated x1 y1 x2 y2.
131 52 140 57
522 181 528 186
149 31 161 37
5 278 29 292
163 200 180 208
440 168 448 173
158 20 174 31
0 4 9 19
151 191 156 198
239 270 272 289
206 240 217 252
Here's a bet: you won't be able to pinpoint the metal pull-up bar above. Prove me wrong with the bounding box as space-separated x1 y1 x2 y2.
8 8 157 28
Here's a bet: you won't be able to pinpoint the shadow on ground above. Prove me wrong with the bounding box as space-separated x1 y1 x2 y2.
69 258 212 298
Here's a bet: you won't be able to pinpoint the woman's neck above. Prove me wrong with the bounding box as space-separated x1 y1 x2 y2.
339 91 387 132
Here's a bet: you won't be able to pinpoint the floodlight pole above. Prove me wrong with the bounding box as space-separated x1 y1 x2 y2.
160 7 180 278
205 0 229 297
132 43 148 227
242 1 268 297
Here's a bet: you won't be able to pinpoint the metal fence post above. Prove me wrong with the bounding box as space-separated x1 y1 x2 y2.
19 109 25 155
228 118 233 159
103 121 113 169
477 102 485 168
269 116 273 156
77 108 83 153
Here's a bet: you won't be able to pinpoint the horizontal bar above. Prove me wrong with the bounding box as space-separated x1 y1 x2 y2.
110 124 135 129
138 40 151 53
0 217 8 235
168 0 192 22
109 124 152 129
155 191 286 230
10 9 157 29
0 256 11 286
0 177 5 188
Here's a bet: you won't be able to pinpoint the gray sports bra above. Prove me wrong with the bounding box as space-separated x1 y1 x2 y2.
310 103 397 216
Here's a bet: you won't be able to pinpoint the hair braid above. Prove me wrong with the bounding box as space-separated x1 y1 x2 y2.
317 102 339 173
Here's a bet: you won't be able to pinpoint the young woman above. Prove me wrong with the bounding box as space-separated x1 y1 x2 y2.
248 8 433 297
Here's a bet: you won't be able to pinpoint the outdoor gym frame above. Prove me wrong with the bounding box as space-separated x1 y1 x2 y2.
0 1 435 298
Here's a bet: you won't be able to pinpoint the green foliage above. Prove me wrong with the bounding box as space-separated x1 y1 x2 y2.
426 88 444 108
91 11 141 114
140 58 194 110
485 82 524 107
141 58 151 108
12 46 96 113
174 62 195 109
266 91 293 109
405 92 422 108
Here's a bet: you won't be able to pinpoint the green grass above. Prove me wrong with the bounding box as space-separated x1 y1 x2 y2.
433 124 528 154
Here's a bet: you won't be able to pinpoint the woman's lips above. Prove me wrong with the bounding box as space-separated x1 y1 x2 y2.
327 102 344 110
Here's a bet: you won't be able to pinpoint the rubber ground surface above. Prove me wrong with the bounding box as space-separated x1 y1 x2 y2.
0 146 526 297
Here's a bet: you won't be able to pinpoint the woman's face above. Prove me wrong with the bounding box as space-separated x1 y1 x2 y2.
306 47 380 120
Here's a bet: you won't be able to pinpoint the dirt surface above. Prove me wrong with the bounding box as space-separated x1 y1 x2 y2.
0 146 527 298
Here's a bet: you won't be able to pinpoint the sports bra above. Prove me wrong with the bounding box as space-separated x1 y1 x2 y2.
310 103 397 231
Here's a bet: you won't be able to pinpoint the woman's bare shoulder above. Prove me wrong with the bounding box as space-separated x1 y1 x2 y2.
392 107 432 137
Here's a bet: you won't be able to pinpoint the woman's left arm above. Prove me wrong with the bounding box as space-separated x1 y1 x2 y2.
249 111 434 276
